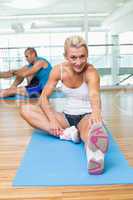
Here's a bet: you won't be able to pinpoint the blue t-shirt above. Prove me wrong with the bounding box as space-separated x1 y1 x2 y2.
27 57 52 90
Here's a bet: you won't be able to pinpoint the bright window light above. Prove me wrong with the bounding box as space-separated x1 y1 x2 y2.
6 0 44 9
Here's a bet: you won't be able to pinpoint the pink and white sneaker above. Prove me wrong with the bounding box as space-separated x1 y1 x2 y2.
51 126 80 143
86 146 104 175
88 122 109 153
87 123 109 175
60 126 80 143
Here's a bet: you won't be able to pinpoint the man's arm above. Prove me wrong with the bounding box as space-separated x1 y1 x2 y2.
0 64 29 78
10 76 24 88
0 71 14 78
0 69 24 88
14 60 48 78
10 66 28 87
0 65 32 87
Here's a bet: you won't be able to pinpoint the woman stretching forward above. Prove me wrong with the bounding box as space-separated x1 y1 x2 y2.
20 35 109 175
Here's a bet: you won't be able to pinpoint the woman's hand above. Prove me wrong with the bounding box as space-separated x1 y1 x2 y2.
49 119 63 136
89 112 102 125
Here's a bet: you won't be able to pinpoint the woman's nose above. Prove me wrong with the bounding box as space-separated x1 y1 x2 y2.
75 58 82 65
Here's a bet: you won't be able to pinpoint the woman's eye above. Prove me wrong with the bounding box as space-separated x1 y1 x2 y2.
71 56 76 60
80 55 85 58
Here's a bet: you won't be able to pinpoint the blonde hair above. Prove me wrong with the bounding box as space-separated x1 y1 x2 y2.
64 35 88 57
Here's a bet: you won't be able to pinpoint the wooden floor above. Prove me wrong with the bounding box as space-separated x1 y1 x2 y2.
0 89 133 200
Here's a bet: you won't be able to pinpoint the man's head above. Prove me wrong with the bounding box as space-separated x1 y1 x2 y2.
24 47 37 64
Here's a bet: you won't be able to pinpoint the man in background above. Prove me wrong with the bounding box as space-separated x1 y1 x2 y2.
0 47 52 97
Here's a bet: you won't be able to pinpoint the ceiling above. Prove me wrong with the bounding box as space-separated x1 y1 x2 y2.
0 0 133 34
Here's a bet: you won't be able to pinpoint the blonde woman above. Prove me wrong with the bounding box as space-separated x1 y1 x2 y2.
20 36 109 175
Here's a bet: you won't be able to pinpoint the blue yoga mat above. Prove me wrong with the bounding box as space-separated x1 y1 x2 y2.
13 129 133 187
0 94 29 100
0 91 65 100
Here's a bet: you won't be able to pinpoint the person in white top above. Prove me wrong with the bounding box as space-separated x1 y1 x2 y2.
20 35 109 175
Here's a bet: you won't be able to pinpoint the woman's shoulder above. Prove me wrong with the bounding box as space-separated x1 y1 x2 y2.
53 62 67 69
85 63 100 80
50 62 67 78
86 63 98 73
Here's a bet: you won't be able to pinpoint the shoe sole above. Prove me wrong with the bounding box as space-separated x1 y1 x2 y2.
88 159 104 175
88 123 109 153
87 123 109 175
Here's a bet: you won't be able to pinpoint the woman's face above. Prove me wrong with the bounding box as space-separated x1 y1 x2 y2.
66 46 88 73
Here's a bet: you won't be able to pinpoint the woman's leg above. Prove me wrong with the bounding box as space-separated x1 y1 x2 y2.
20 104 70 134
20 104 80 143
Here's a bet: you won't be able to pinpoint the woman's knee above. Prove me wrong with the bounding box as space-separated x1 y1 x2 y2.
20 104 32 118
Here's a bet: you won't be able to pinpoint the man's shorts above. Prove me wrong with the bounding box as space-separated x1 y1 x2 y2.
25 77 42 98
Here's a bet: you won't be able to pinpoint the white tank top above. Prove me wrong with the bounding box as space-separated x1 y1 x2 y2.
59 65 92 115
